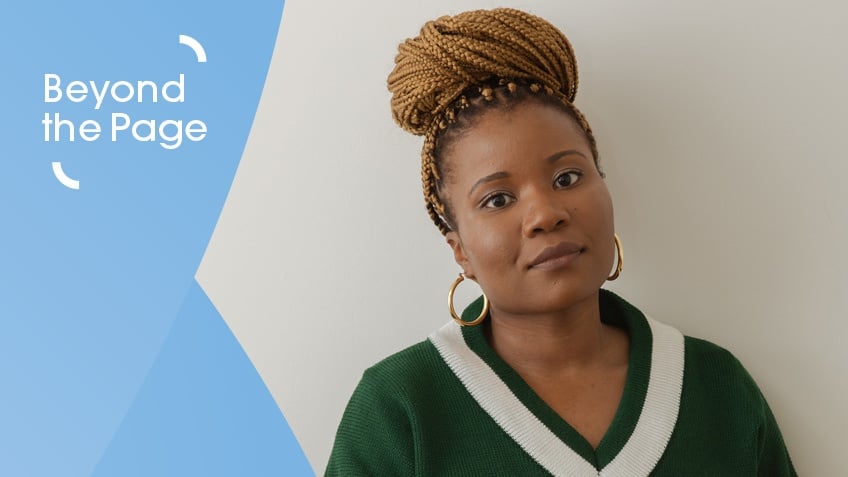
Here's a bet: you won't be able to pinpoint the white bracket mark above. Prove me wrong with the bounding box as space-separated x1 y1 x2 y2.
179 34 207 63
52 162 80 190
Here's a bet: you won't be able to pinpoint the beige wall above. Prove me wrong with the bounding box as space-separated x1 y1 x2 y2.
198 0 848 474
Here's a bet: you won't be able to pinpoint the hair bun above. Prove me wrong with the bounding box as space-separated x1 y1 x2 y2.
387 8 580 135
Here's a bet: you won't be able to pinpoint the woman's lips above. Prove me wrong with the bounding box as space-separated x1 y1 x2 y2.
529 242 584 270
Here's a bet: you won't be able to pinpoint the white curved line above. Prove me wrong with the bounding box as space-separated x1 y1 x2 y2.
52 162 79 190
178 34 207 63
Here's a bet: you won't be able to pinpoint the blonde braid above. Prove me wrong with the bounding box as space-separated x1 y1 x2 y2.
388 8 599 234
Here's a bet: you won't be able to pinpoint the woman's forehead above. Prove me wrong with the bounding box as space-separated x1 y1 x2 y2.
443 103 592 176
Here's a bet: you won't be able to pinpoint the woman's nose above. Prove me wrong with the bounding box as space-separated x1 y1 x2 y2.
521 189 571 237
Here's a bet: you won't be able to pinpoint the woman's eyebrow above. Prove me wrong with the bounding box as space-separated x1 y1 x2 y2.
546 149 587 163
468 171 510 198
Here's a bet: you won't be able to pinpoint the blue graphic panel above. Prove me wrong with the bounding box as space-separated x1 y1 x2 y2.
0 1 311 476
91 281 313 477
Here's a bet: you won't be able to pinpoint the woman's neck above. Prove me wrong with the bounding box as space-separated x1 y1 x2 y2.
485 292 628 376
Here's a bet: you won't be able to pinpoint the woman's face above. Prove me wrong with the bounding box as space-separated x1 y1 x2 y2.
442 101 615 317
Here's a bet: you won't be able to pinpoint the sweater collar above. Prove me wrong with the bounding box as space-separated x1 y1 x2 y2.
428 289 684 476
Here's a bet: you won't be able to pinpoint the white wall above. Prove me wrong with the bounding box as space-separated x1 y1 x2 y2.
198 0 848 474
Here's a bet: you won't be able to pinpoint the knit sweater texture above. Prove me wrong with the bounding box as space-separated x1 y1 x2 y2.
325 290 796 476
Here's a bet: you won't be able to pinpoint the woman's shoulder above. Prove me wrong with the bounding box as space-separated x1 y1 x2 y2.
363 338 439 373
326 340 442 476
682 335 756 380
672 334 797 475
678 333 769 411
683 334 744 366
356 337 452 397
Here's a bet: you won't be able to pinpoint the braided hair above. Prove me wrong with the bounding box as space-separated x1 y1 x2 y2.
387 8 600 234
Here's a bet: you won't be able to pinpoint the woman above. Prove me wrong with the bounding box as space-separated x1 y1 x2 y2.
326 8 795 476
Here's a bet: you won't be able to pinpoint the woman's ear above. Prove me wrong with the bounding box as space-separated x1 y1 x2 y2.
446 231 476 279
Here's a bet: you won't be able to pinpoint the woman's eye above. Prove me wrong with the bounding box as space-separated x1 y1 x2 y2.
482 193 514 209
554 170 582 188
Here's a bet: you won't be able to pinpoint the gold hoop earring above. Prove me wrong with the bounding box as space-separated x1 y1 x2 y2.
607 233 623 281
448 273 489 326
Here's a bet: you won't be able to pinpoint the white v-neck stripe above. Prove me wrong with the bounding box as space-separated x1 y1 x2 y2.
600 316 684 476
428 315 684 477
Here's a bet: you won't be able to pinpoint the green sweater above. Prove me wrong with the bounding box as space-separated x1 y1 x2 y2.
326 290 796 476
